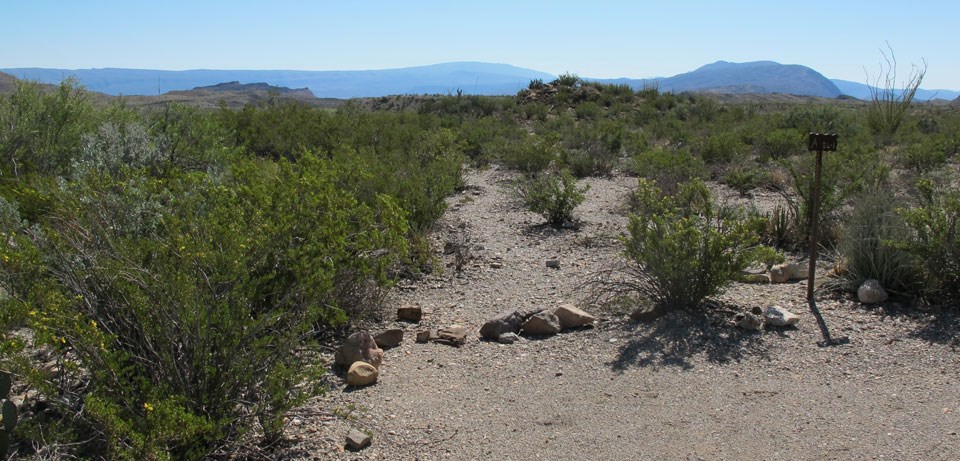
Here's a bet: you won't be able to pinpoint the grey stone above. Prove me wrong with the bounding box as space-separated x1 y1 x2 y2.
346 362 378 387
545 259 561 269
346 428 372 450
479 309 526 340
858 279 889 304
334 332 384 369
521 310 561 336
763 305 800 327
735 312 762 331
373 329 403 349
552 304 596 329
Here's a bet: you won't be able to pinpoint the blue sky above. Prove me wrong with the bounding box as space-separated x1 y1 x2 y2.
3 0 957 89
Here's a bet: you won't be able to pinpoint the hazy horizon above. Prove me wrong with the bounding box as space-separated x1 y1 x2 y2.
3 0 957 89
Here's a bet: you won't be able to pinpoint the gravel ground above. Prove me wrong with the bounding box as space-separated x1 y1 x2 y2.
280 166 960 460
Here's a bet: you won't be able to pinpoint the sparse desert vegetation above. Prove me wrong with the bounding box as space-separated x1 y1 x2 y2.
1 70 959 459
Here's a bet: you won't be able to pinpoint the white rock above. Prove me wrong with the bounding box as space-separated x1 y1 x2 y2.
763 305 799 327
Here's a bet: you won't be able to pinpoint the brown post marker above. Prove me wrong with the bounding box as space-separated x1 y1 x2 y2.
806 133 843 346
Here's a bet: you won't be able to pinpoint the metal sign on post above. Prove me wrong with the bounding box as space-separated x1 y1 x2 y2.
806 133 846 346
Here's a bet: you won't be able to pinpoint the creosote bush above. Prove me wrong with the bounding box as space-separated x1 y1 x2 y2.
516 168 589 228
617 179 768 312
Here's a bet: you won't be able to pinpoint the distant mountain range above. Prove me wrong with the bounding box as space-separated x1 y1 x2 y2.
2 61 957 101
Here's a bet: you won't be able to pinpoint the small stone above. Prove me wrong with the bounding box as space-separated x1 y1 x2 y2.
763 305 800 327
435 326 468 346
552 304 596 329
751 306 764 316
345 428 372 450
857 279 889 304
545 259 561 269
415 330 432 343
479 309 526 340
521 310 561 336
373 329 404 349
735 312 762 331
497 332 521 344
397 305 423 322
490 262 503 269
346 362 378 387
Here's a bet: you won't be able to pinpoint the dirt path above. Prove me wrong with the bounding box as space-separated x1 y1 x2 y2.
284 167 960 460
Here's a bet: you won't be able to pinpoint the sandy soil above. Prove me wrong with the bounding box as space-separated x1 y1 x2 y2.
281 166 960 460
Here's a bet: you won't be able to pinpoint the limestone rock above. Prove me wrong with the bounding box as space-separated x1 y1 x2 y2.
479 309 527 340
763 305 799 327
346 362 378 387
415 330 432 343
769 262 807 283
334 332 384 369
397 305 423 322
498 332 521 344
373 329 403 349
521 310 561 336
858 279 889 304
735 312 762 331
345 428 372 450
552 304 596 329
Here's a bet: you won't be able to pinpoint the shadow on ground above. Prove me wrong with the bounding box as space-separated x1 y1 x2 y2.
609 306 773 371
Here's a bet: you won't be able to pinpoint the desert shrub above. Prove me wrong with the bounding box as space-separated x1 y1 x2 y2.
575 101 602 120
899 181 960 300
782 145 889 245
865 45 925 142
633 146 707 196
619 179 766 311
0 78 94 181
516 168 588 228
17 151 408 459
756 128 803 161
500 135 558 177
900 138 950 173
840 187 924 295
698 131 747 166
724 166 770 195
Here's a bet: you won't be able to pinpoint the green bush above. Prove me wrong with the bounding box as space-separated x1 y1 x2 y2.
633 146 707 196
621 179 766 311
899 181 960 300
840 187 923 295
500 135 558 177
20 152 407 459
517 168 588 228
698 131 747 166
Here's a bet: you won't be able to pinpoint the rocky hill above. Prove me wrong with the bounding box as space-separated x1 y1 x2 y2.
598 61 842 98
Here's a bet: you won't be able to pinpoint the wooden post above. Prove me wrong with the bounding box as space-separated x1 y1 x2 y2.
806 133 842 346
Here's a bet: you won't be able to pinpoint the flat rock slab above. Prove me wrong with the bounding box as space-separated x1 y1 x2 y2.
345 429 372 450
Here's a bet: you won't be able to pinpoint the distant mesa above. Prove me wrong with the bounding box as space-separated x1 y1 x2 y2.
165 81 316 99
1 61 956 101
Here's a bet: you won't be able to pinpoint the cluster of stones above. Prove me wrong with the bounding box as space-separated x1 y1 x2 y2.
735 305 800 330
332 303 595 451
479 304 596 343
740 261 807 284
